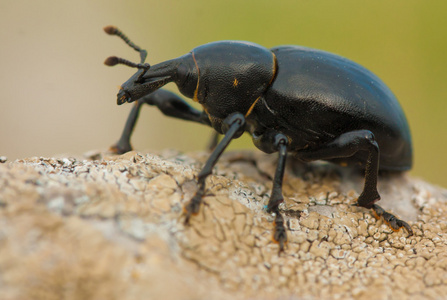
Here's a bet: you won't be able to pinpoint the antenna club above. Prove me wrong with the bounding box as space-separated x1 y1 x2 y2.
104 26 118 35
103 26 148 65
104 56 119 66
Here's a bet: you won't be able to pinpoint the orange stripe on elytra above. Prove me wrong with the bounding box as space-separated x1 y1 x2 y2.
244 53 276 118
269 53 278 85
245 96 260 117
192 51 200 102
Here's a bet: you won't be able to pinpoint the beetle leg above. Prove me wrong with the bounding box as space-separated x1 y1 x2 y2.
207 132 221 151
273 209 287 254
297 130 379 203
372 204 414 235
111 89 211 154
265 133 289 253
297 130 412 236
184 112 246 225
266 134 289 211
110 98 143 154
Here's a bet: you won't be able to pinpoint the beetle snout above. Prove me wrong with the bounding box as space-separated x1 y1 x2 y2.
117 89 132 105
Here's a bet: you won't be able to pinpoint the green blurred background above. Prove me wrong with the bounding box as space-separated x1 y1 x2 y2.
1 0 446 187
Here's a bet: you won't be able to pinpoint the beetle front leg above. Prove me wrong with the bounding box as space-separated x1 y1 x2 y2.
111 99 143 154
111 89 210 154
183 112 246 224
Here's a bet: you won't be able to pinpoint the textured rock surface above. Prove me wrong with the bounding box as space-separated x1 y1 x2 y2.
0 149 446 300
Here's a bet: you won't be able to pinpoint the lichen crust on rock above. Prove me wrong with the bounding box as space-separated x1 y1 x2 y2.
0 150 446 300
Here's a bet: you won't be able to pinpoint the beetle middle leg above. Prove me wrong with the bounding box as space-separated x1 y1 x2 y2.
207 132 221 151
111 89 210 154
265 133 289 253
296 130 413 236
183 112 246 224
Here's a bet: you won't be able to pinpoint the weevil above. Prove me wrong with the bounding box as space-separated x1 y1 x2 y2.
103 26 413 252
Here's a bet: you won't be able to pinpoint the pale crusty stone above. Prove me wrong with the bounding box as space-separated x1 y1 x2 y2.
0 149 447 300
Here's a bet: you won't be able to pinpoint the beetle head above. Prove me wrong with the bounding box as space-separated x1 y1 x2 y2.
104 26 174 104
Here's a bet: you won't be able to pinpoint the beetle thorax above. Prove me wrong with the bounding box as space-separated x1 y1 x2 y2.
190 41 277 120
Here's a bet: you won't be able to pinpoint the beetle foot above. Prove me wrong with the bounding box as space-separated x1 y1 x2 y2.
266 192 284 213
372 204 413 236
183 193 203 225
109 142 132 154
272 209 287 255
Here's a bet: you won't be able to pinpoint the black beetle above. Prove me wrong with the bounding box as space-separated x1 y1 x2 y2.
103 26 413 252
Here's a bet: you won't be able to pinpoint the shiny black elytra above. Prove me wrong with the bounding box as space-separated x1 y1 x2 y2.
103 26 413 252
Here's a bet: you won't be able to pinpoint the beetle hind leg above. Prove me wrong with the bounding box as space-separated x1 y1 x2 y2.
371 204 413 236
297 130 413 236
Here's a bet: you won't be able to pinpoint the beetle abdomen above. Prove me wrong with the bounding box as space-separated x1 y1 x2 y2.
264 46 412 171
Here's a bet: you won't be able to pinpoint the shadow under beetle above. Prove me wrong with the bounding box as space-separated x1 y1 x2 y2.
103 26 413 252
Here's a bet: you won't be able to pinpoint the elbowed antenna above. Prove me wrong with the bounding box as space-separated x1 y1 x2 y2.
104 25 151 81
104 25 148 63
104 56 150 82
104 56 150 70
